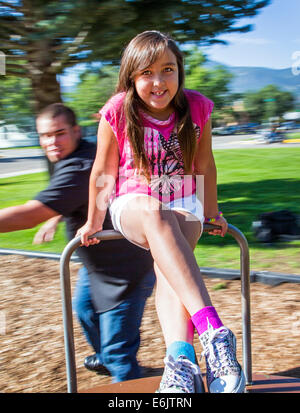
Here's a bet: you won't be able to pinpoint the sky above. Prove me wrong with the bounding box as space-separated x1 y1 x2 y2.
61 0 300 88
204 0 300 69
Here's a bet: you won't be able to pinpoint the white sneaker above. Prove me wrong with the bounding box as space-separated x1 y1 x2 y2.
200 324 246 393
156 355 204 393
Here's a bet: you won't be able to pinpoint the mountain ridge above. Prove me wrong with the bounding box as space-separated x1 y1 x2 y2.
206 60 300 98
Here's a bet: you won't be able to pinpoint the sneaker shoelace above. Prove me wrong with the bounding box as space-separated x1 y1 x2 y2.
159 355 201 393
201 326 239 378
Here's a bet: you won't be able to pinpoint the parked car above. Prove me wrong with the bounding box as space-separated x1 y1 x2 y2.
0 123 39 148
212 125 240 135
277 121 300 131
239 122 260 134
256 129 285 144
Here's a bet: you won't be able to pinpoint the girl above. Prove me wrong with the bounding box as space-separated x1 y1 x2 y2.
77 31 245 393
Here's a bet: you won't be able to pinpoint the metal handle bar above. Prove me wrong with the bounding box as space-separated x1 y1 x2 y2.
59 224 252 393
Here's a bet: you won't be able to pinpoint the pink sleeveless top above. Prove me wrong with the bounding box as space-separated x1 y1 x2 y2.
99 89 214 203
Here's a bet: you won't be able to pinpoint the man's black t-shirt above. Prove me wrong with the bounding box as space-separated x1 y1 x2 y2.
35 140 153 312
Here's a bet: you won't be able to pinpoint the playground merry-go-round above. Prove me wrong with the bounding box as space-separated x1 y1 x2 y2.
0 224 299 393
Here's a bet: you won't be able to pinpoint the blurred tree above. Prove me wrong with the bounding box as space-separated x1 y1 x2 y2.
0 0 271 113
0 75 35 125
185 48 233 123
242 90 264 123
243 85 295 123
65 65 119 126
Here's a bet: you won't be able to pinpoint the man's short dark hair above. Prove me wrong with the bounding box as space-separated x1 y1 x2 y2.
38 103 77 126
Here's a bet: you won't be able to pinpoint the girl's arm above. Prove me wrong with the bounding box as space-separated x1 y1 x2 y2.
193 118 228 237
77 116 119 247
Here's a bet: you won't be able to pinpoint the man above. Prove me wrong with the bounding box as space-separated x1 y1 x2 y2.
0 103 155 382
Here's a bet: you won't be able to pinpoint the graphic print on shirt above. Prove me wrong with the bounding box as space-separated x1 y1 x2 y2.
144 124 201 198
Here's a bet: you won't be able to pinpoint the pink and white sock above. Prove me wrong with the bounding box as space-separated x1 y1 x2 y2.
191 306 223 336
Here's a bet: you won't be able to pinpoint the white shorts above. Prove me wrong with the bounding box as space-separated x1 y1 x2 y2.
109 193 204 250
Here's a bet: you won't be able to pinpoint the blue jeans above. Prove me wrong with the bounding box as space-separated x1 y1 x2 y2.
72 266 155 383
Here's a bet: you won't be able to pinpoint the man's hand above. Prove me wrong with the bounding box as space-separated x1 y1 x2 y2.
33 215 62 244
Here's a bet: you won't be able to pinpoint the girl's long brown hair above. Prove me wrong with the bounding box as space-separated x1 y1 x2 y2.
116 31 196 181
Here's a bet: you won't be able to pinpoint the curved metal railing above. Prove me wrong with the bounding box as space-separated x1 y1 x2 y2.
59 223 252 392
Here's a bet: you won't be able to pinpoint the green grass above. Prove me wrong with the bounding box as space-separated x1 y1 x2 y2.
0 172 67 253
196 147 300 273
0 146 41 150
1 147 300 273
287 132 300 139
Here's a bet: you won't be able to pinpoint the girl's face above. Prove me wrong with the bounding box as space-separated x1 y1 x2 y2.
133 48 179 120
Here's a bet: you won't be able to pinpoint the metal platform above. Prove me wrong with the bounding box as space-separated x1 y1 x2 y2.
80 373 300 394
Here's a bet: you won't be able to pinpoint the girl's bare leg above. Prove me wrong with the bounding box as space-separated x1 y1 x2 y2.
154 211 204 347
155 263 194 347
120 196 212 315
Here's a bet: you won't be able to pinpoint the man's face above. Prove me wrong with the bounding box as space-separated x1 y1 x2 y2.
36 114 81 162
